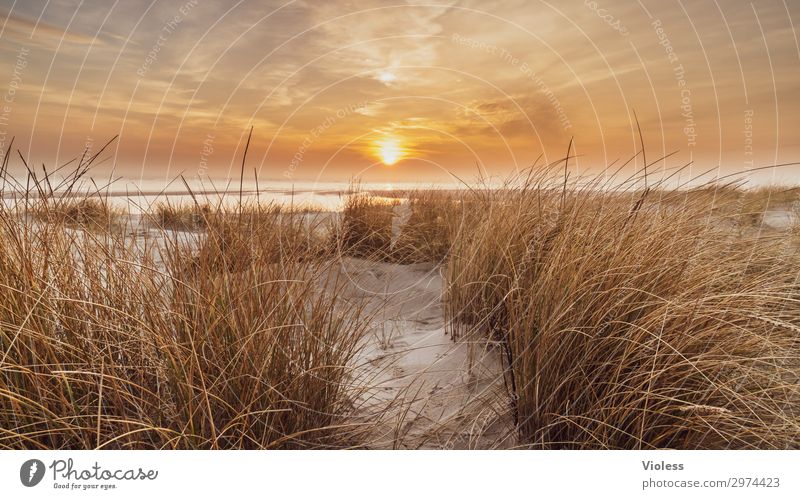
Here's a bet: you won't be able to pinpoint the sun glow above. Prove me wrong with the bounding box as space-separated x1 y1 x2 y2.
375 137 404 165
377 71 397 84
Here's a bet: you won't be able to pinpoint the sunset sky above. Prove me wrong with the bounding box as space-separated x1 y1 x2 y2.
0 0 798 184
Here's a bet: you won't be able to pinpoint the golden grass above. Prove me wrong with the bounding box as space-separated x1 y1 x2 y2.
335 191 397 259
444 167 800 449
393 191 461 264
0 163 372 449
152 202 211 231
29 197 122 231
180 203 334 275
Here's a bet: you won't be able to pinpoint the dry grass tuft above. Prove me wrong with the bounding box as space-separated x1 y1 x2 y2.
30 197 122 231
152 202 211 231
0 158 372 449
393 191 461 263
335 192 397 259
180 203 334 275
444 166 800 449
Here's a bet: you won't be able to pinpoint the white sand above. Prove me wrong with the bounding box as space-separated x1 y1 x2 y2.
337 257 514 449
761 209 798 230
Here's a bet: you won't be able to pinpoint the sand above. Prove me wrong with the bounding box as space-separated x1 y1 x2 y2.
332 203 514 448
338 257 513 449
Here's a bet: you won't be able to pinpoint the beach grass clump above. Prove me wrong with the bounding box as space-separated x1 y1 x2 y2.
29 197 122 231
336 192 397 259
152 201 212 231
444 168 800 449
393 190 461 264
178 203 334 275
0 174 371 450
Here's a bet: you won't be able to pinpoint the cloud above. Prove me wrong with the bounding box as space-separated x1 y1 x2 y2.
0 10 114 49
1 0 798 180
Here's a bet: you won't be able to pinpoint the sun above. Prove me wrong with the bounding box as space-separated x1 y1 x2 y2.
377 71 397 84
375 137 404 165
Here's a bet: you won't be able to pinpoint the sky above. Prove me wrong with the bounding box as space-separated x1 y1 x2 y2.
0 0 798 185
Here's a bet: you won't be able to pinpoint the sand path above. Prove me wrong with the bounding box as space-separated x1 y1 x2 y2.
338 254 512 448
